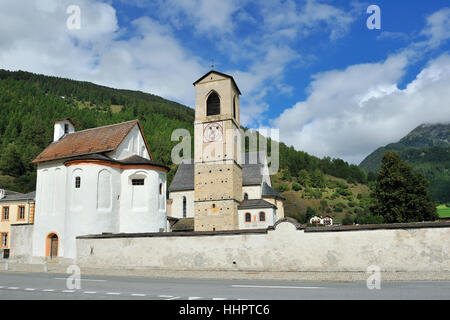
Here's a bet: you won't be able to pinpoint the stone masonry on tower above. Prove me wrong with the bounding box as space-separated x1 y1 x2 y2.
168 70 285 232
193 71 243 231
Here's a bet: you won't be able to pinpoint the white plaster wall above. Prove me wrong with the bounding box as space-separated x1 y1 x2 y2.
238 208 276 230
169 191 194 218
119 169 166 233
242 186 261 200
10 224 34 263
53 121 74 142
108 125 150 160
76 222 450 272
32 162 67 258
64 164 121 258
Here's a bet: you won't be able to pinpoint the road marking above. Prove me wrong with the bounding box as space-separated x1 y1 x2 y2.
106 292 121 295
188 297 202 300
7 287 19 290
42 289 55 292
212 298 227 300
25 288 35 291
131 293 146 297
165 296 180 300
158 295 173 298
232 285 324 289
54 277 106 282
62 290 75 293
84 291 97 294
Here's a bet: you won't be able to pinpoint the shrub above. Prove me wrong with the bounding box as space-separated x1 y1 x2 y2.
342 213 354 225
292 182 302 191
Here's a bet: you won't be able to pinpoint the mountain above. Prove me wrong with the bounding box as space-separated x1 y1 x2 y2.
0 69 367 202
359 123 450 202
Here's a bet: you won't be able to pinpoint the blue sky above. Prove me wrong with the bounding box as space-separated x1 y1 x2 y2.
0 0 449 163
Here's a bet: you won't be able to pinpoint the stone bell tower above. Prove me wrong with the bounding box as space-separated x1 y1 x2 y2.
193 70 243 231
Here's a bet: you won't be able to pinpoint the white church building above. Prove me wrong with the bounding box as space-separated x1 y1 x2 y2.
31 118 168 259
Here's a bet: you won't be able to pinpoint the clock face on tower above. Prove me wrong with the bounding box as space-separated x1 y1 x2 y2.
203 122 223 143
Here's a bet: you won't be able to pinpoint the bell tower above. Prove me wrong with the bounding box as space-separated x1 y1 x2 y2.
193 70 242 231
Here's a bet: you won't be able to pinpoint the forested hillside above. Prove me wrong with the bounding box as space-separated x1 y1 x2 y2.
0 69 368 213
359 123 450 202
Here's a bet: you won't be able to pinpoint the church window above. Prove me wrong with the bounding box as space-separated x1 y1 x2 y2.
75 177 81 189
233 96 236 119
206 92 220 116
244 193 249 200
64 124 69 134
245 212 251 223
259 212 266 222
132 179 145 186
183 196 187 218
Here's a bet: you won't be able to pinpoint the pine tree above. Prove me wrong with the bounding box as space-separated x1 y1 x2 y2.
371 152 437 223
0 143 26 177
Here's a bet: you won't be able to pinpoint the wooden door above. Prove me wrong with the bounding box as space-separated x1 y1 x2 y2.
50 235 58 258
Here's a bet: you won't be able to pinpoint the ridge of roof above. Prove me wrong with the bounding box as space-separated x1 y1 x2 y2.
193 70 241 95
67 119 138 134
33 120 142 164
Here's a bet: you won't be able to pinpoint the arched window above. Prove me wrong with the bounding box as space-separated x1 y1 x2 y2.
245 212 251 223
259 212 266 222
244 193 249 200
206 91 220 116
183 196 187 218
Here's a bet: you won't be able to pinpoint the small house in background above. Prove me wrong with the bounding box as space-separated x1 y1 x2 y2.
0 189 35 257
309 215 333 226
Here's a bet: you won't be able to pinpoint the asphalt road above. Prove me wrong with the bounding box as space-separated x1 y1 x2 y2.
0 272 449 300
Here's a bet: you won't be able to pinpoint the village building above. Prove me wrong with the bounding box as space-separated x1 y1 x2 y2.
309 215 334 226
0 189 35 256
30 119 168 260
168 71 285 231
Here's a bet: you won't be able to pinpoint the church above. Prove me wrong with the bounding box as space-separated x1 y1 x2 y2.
31 119 169 259
168 70 285 232
27 70 284 261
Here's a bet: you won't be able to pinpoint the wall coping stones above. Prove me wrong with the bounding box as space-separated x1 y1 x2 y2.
76 221 450 239
303 221 450 233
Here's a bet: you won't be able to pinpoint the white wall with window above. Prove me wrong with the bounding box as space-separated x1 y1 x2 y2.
119 169 167 233
168 191 194 219
32 121 167 261
238 207 276 230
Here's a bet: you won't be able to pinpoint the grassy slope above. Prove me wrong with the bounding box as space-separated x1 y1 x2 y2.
274 174 371 223
437 205 450 218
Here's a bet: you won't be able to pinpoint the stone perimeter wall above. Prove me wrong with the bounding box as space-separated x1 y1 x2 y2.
76 221 450 272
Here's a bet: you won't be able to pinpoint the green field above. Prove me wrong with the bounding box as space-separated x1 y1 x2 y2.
437 205 450 218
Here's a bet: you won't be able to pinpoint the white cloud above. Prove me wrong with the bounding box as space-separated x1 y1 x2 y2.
153 0 244 35
421 7 450 48
0 0 205 106
273 52 450 164
272 7 450 164
259 0 357 41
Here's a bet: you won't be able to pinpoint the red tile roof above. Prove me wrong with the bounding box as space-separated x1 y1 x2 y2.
33 120 150 163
